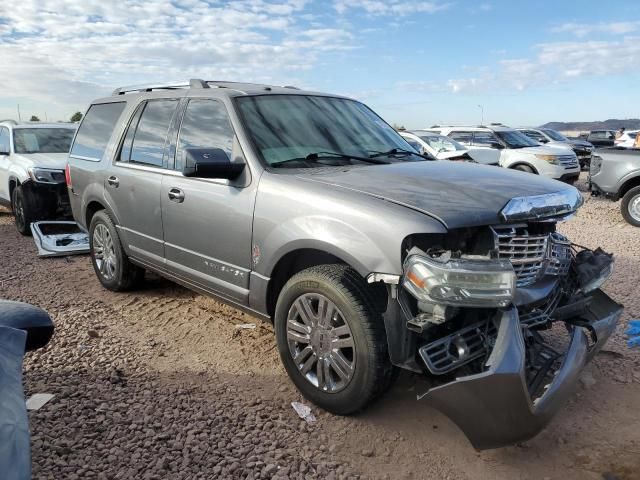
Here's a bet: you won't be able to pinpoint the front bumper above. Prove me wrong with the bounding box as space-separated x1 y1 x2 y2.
421 289 622 450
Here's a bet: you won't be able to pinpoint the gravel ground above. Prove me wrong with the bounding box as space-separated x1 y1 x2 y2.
1 173 640 479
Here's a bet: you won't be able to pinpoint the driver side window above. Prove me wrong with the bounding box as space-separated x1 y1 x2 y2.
0 127 9 153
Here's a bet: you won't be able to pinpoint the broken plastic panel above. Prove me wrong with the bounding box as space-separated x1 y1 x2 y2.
30 221 89 257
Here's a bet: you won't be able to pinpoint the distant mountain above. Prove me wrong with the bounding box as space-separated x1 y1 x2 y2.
540 119 640 131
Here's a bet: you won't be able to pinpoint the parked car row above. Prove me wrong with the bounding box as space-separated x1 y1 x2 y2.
0 81 625 450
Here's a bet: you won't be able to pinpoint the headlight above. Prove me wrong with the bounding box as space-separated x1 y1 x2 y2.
402 255 516 308
28 168 66 184
534 154 559 164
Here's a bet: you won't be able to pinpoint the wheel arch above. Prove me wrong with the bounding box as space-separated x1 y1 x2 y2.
85 200 107 230
508 162 539 174
619 175 640 199
263 246 386 320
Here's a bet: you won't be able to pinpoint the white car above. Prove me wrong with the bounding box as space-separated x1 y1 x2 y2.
429 125 580 183
0 121 77 235
614 130 639 149
399 130 500 165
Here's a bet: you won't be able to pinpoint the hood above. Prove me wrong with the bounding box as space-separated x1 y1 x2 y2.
437 149 469 160
568 139 594 149
296 161 578 229
516 145 573 155
12 153 68 170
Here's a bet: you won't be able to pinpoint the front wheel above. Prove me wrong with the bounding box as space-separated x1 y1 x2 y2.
274 265 393 415
621 186 640 227
89 210 144 291
11 186 37 236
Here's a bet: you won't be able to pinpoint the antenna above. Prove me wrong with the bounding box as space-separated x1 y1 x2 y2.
17 104 21 122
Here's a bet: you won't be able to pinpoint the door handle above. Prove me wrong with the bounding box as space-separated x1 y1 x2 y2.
168 188 185 203
107 176 119 187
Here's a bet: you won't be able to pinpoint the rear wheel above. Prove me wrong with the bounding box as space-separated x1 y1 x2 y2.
274 264 393 415
89 210 144 291
513 164 534 174
12 185 37 236
621 186 640 227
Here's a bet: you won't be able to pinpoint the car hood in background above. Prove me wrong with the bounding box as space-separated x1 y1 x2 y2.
12 153 68 170
436 149 470 160
518 145 574 155
297 161 577 229
568 139 594 149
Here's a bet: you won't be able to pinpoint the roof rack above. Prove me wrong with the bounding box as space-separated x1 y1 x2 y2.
112 78 211 96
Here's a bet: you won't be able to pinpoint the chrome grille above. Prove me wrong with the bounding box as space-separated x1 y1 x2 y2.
546 233 572 277
492 226 548 287
557 154 578 169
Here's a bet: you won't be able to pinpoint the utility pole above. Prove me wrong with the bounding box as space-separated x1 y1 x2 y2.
478 105 484 125
17 104 21 122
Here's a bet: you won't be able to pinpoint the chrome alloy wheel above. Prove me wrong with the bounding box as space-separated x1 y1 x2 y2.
93 224 117 281
629 194 640 222
286 293 355 393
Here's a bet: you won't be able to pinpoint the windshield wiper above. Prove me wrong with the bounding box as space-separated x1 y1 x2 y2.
369 148 433 160
272 151 390 168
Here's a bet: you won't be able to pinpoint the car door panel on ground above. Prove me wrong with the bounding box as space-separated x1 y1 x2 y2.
109 99 179 266
161 98 254 302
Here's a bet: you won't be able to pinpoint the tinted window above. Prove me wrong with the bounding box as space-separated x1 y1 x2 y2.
71 102 125 160
236 95 415 167
13 128 76 154
472 131 500 146
0 127 9 153
521 130 545 141
448 131 473 144
129 100 178 167
177 99 234 170
119 104 145 163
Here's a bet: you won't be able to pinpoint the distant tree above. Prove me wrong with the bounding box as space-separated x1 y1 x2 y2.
30 115 40 122
70 111 83 122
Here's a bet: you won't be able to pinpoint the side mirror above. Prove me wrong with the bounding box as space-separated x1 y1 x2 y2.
539 138 549 143
0 300 54 351
182 148 245 180
490 142 504 150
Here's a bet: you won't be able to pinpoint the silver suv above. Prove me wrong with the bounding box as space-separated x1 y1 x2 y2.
68 80 622 449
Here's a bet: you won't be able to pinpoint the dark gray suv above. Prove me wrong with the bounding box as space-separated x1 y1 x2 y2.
67 79 622 449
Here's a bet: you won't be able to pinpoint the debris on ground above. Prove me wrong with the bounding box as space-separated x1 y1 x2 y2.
26 394 55 411
235 323 257 329
291 401 316 424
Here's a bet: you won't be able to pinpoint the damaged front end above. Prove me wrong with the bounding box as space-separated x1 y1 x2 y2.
380 192 623 450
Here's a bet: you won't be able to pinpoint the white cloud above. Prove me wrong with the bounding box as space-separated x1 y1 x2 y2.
0 0 352 119
552 21 640 37
441 36 640 94
334 0 450 16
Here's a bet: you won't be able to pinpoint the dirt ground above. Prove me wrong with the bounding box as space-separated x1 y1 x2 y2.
1 173 639 479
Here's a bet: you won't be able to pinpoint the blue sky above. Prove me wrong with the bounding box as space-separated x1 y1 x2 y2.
1 0 639 127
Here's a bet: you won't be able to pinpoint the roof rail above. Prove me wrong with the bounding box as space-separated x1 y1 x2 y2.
112 78 211 96
0 119 18 125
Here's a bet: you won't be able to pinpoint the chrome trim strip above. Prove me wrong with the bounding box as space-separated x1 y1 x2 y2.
500 189 583 222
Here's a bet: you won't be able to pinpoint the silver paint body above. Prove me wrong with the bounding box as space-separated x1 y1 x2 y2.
68 85 580 319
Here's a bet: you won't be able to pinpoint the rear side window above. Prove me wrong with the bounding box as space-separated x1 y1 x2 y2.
472 131 500 146
449 131 472 143
0 127 9 153
176 99 234 171
70 102 126 161
128 100 178 167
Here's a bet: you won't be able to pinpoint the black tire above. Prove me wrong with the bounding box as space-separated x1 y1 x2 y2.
274 264 393 415
12 185 37 236
89 210 144 291
513 164 535 174
621 186 640 227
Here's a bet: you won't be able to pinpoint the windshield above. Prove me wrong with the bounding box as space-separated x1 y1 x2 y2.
542 129 567 142
236 95 416 166
13 128 75 154
418 134 465 152
495 130 539 148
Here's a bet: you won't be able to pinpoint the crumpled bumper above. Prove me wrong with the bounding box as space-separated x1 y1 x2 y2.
422 289 623 450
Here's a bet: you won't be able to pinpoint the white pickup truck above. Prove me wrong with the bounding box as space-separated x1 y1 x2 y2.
0 121 77 235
